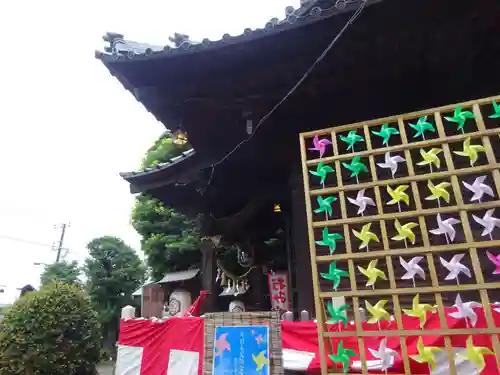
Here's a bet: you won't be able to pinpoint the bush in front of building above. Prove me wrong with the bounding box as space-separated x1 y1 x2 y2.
0 281 102 375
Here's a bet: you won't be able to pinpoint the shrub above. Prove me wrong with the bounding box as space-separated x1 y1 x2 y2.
0 281 102 375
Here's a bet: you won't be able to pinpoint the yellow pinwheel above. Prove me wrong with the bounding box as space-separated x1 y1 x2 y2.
402 294 436 328
458 336 494 372
387 185 410 206
410 337 442 371
417 148 442 169
392 219 418 244
365 300 390 324
352 223 380 250
358 260 387 287
453 137 485 166
426 180 451 204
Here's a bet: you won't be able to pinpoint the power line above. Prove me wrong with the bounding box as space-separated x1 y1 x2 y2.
0 235 54 248
200 0 368 194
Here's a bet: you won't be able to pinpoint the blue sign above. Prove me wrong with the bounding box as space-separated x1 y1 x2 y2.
213 325 270 375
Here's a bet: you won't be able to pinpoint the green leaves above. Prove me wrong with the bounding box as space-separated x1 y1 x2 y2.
444 106 475 131
371 123 399 146
342 156 368 178
339 130 364 151
408 116 435 139
40 261 81 287
309 162 334 185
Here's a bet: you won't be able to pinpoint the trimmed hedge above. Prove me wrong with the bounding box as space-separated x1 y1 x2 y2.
0 281 102 375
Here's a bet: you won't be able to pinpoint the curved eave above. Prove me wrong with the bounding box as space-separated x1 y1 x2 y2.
95 0 382 63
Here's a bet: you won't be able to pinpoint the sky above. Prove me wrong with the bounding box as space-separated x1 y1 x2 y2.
0 0 300 304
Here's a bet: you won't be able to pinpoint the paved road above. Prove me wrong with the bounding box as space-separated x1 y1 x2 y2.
98 364 114 375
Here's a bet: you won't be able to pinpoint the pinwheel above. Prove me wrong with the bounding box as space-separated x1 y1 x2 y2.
410 337 442 371
386 185 410 206
486 251 500 275
320 261 349 290
457 336 494 372
425 180 451 205
365 300 390 324
453 137 485 166
408 116 435 139
462 175 494 202
329 341 357 373
376 152 405 178
472 208 500 238
391 219 418 245
403 294 436 328
309 162 334 185
399 256 425 287
371 123 399 146
439 254 472 282
342 156 368 179
358 260 387 287
444 106 475 132
417 148 442 171
347 189 375 215
368 338 400 372
326 300 349 326
429 214 460 243
489 100 500 119
315 227 344 255
448 294 481 327
352 223 380 250
309 135 331 158
339 130 364 151
313 195 337 217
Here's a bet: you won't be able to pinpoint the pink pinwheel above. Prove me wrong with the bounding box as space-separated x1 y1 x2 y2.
309 135 332 158
486 251 500 275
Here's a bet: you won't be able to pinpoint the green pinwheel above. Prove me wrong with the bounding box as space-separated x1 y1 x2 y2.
313 195 337 217
489 100 500 119
329 341 357 373
320 261 349 290
339 130 364 151
326 300 349 326
444 106 475 131
371 123 399 146
309 162 334 185
315 227 344 255
342 156 368 178
408 116 435 139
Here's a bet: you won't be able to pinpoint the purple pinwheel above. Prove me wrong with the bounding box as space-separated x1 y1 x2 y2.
309 135 332 158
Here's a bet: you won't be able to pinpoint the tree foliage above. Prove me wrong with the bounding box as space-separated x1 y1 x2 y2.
83 236 145 345
0 281 101 375
131 133 202 280
40 261 81 286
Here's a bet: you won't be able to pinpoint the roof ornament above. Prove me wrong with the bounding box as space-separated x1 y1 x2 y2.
102 32 163 59
168 33 199 50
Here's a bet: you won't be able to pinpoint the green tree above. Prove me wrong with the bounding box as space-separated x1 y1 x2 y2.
83 236 145 347
40 261 81 286
131 133 202 280
0 281 101 375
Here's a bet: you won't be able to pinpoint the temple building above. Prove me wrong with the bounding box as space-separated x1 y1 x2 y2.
96 0 500 317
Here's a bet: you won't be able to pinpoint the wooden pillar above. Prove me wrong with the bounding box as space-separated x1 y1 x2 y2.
200 240 217 313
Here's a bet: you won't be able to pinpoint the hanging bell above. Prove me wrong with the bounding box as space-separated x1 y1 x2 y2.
224 279 236 295
220 272 228 287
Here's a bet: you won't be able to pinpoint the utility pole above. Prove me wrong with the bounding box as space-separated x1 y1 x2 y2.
54 223 69 263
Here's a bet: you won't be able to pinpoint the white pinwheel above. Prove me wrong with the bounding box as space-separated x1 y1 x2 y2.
440 254 472 281
472 209 500 237
429 214 461 242
347 189 375 215
376 152 405 178
462 176 494 202
368 338 400 371
448 294 482 327
399 256 426 280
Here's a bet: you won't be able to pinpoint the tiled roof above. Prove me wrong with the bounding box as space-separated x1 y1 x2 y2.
95 0 377 62
119 148 195 179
